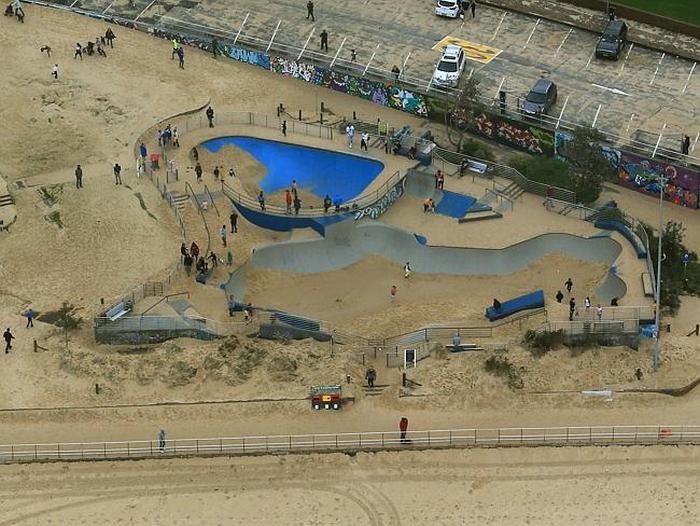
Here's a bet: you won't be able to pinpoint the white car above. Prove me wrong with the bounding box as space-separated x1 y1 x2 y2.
432 45 466 88
435 0 461 18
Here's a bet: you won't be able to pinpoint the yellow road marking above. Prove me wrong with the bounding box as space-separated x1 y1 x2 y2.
432 36 502 64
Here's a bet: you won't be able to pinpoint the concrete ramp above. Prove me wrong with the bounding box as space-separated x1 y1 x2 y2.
228 222 626 300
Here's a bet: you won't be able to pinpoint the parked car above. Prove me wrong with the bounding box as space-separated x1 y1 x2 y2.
595 19 628 60
432 45 466 88
435 0 461 18
521 78 557 116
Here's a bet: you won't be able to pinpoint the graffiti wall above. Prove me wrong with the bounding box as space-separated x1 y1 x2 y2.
354 177 406 220
270 56 428 116
219 44 270 70
618 152 699 209
454 110 554 155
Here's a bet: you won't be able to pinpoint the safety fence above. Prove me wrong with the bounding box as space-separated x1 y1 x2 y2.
2 425 699 463
432 147 577 202
545 318 640 335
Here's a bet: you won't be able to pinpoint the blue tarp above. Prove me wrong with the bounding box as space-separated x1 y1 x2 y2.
485 290 545 321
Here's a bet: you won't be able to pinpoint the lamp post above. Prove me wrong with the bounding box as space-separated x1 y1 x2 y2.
652 175 667 370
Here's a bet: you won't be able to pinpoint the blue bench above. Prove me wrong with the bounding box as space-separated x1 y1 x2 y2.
105 301 131 321
594 219 647 258
485 290 545 322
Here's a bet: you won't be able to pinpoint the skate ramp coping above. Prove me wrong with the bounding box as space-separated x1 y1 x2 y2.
486 290 545 321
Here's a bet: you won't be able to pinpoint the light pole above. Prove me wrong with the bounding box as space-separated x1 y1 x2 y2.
652 175 667 370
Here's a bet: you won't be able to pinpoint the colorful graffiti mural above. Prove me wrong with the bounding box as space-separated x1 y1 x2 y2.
618 152 699 209
270 57 427 116
220 44 270 70
354 178 406 220
555 130 700 209
452 110 554 155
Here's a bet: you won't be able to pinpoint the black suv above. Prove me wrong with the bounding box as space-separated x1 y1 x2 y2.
596 20 627 60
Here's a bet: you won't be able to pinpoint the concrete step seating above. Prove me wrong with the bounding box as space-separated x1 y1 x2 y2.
0 194 14 207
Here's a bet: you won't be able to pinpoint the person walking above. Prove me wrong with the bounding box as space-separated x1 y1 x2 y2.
281 120 287 136
220 224 227 247
306 0 314 21
158 429 166 453
195 162 203 182
470 0 476 18
172 128 180 148
555 290 564 303
596 304 603 321
190 241 200 262
403 261 412 279
171 38 179 59
25 309 34 328
569 297 576 321
323 195 332 214
437 171 445 190
211 38 219 58
180 242 188 262
206 106 215 127
390 285 397 301
360 132 369 151
74 43 83 60
291 179 298 198
75 165 83 188
51 63 59 79
391 65 400 83
285 189 293 214
113 163 122 185
257 190 266 211
3 328 14 353
177 46 185 69
564 277 573 294
293 196 301 215
320 29 328 52
140 142 148 161
585 296 591 313
346 124 355 149
365 367 376 388
213 166 220 181
399 417 409 443
230 211 238 233
350 49 357 62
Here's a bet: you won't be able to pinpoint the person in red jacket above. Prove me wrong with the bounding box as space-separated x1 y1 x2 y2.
285 189 293 214
399 416 409 443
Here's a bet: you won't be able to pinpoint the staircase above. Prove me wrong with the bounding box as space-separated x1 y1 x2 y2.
362 384 390 397
169 191 190 213
0 194 14 208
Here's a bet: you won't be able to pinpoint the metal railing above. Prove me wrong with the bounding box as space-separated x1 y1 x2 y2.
179 111 334 140
545 318 640 335
2 425 699 463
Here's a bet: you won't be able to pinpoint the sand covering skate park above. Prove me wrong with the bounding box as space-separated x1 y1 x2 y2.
1 2 700 524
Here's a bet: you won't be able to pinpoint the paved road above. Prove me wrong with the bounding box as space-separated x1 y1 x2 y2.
64 0 700 157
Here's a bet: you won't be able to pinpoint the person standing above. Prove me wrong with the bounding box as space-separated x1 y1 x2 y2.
25 309 34 328
213 166 220 181
74 43 83 60
306 0 314 21
51 63 59 79
323 194 332 214
281 120 287 136
257 190 266 211
140 142 148 162
391 65 400 83
399 417 409 443
220 224 227 247
293 196 301 215
470 0 476 18
3 328 14 353
350 49 357 62
172 128 180 148
360 132 369 151
180 242 188 262
75 164 83 188
211 38 219 58
206 106 215 128
171 38 179 60
585 296 591 313
403 261 412 279
177 46 184 69
320 29 328 52
346 124 355 148
113 163 122 185
390 285 397 301
230 211 238 233
228 167 235 178
190 241 200 262
555 290 564 303
564 277 573 294
195 162 203 183
105 27 115 47
596 304 603 321
365 367 376 388
285 189 293 214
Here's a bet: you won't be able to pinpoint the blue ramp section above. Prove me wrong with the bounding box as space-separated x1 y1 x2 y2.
202 136 384 202
435 190 476 218
594 219 647 258
231 200 351 236
485 290 545 321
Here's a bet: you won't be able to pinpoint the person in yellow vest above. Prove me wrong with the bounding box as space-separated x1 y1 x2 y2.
171 39 179 60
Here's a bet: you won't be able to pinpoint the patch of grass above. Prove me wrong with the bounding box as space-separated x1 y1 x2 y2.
613 0 700 25
461 138 496 162
38 184 63 206
484 354 524 389
523 329 565 357
45 210 63 228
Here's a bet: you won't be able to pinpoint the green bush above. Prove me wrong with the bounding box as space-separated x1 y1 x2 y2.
484 354 524 389
523 329 565 357
461 139 496 161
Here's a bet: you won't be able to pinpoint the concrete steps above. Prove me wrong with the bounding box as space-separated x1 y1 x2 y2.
0 194 14 208
170 191 190 212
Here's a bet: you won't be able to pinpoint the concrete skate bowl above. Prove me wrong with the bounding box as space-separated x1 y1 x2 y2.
226 222 627 303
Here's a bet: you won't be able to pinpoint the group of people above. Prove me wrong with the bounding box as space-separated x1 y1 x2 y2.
158 125 179 148
344 125 370 151
181 241 224 278
284 180 303 215
554 278 612 321
4 0 23 22
171 38 185 68
45 27 116 81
